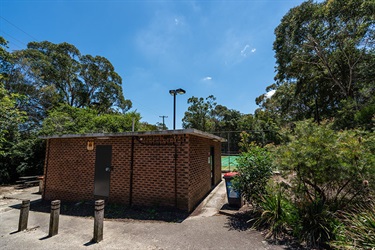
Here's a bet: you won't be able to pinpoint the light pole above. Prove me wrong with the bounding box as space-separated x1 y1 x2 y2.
169 88 186 130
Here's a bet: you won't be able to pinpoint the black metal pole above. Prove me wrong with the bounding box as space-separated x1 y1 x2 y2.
173 93 176 130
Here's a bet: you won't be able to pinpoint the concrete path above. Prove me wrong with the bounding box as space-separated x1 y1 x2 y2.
0 183 284 250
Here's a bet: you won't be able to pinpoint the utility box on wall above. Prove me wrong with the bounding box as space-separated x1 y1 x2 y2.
40 129 225 212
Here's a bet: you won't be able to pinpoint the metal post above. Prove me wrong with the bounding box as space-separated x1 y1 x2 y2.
93 200 105 243
49 200 60 237
169 88 185 131
159 115 168 130
18 200 30 231
173 93 176 130
227 132 230 171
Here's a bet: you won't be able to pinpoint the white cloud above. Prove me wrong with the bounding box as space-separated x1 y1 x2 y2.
213 30 255 65
202 76 212 81
241 45 256 57
241 44 250 57
265 89 276 98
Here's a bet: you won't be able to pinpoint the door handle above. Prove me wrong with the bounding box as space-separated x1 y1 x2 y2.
105 167 111 172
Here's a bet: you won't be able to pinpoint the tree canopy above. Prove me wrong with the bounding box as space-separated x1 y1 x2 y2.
40 104 141 135
6 40 132 124
257 0 375 129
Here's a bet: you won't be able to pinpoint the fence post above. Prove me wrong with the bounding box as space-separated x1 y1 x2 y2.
18 200 30 231
93 200 104 243
49 200 60 237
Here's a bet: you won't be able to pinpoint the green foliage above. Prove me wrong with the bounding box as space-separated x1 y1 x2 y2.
257 0 375 129
275 120 375 210
13 138 45 176
264 119 375 247
242 120 374 247
0 37 13 85
253 183 297 240
0 85 26 155
6 40 132 124
233 142 273 206
40 104 141 135
331 202 375 249
0 83 44 183
138 122 159 131
182 95 282 151
294 199 338 248
182 95 216 132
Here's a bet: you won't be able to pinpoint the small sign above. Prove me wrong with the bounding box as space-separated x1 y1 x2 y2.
87 141 94 151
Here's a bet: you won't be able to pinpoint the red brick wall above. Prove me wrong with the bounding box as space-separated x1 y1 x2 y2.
105 137 132 204
187 135 222 211
43 138 96 201
131 135 189 209
43 134 220 212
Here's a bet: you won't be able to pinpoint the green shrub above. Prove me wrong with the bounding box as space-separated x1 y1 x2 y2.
252 183 297 240
233 143 273 207
293 199 338 248
273 120 374 247
275 120 374 210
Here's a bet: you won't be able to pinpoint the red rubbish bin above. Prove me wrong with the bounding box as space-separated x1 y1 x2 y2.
223 172 243 208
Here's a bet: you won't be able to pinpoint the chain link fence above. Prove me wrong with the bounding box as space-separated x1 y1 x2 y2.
212 130 277 172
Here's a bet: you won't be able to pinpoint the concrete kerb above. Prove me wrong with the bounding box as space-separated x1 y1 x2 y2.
197 180 224 208
188 179 227 218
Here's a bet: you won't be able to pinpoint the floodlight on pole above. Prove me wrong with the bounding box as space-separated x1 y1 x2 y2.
169 88 186 130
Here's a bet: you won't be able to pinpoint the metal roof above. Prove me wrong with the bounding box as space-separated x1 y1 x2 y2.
39 128 227 142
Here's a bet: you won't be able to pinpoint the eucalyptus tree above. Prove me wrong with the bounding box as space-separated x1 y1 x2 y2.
259 0 375 129
182 95 217 131
6 40 132 122
80 55 131 113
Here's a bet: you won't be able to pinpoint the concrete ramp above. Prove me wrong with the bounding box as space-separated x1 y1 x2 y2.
187 180 227 219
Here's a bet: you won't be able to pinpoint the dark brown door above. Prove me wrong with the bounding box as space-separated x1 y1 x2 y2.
94 145 112 197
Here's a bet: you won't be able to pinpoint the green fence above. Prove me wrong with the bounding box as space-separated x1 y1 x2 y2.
221 155 239 172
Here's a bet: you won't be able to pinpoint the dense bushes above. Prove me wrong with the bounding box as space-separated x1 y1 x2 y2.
235 120 375 248
233 141 273 207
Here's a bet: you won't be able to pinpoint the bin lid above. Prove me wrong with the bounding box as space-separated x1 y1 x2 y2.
223 172 238 178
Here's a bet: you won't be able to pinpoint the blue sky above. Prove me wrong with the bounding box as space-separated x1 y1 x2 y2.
1 0 305 129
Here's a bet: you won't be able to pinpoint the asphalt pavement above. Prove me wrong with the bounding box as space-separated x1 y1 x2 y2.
0 182 284 250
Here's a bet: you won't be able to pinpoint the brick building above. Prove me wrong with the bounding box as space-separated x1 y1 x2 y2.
41 129 225 212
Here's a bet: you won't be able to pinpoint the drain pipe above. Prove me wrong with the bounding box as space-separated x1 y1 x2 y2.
174 138 178 208
129 136 135 206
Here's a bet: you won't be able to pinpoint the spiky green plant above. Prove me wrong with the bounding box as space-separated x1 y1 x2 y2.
331 202 375 249
252 183 297 240
294 199 338 248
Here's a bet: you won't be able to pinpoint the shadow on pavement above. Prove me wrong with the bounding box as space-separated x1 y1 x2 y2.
224 210 255 231
223 208 304 250
83 241 97 247
10 200 189 223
